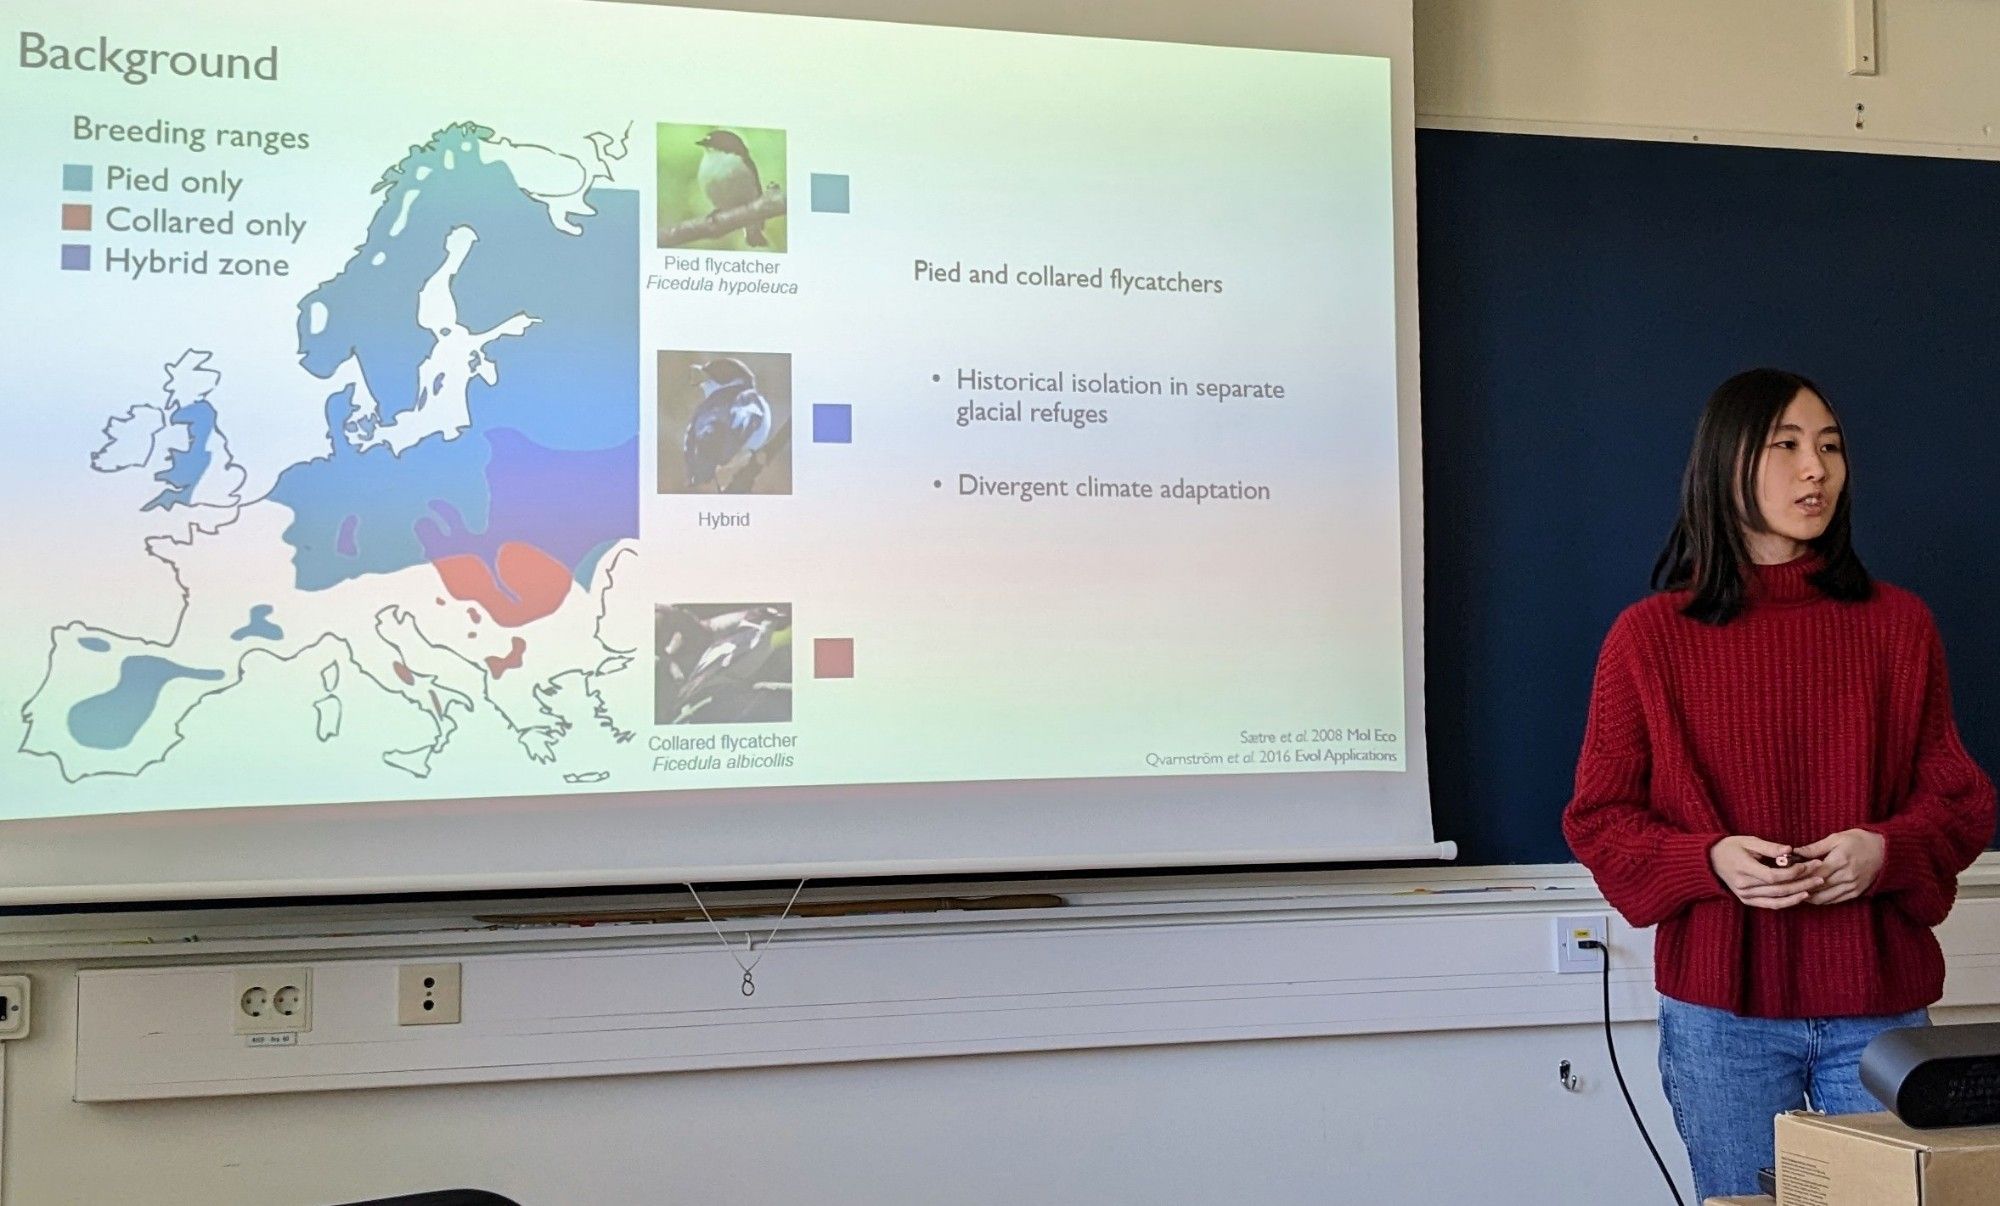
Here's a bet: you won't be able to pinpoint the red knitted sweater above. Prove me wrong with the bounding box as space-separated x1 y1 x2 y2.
1562 556 1995 1018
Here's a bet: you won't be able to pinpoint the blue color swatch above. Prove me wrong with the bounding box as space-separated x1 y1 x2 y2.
812 403 852 443
61 244 89 271
63 164 92 191
810 173 850 214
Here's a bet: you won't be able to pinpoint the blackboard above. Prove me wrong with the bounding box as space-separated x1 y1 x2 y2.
1418 128 2000 864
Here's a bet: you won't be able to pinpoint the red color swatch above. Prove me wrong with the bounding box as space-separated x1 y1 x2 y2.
813 637 855 679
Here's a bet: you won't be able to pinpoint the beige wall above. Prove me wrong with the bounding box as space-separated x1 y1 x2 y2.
1417 0 2000 157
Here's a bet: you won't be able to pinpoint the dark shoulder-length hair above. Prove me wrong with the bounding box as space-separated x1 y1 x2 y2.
1650 367 1872 625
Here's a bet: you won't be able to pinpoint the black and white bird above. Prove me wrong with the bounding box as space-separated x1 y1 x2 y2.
683 356 774 490
655 604 792 725
695 130 768 248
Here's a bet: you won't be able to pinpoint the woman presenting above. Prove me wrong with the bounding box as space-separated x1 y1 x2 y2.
1562 367 1995 1200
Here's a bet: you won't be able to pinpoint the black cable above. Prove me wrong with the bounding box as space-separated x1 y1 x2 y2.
1579 938 1687 1206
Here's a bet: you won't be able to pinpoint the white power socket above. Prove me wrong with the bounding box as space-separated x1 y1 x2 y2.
1553 915 1609 974
0 974 30 1040
233 967 312 1034
397 962 462 1025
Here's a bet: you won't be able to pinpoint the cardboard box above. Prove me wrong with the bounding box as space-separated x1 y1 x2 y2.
1775 1111 2000 1205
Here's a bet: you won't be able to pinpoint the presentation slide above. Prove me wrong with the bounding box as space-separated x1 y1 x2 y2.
0 2 1408 845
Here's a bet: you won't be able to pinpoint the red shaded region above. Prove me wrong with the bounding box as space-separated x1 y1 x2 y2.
485 637 528 680
431 542 572 628
392 661 415 686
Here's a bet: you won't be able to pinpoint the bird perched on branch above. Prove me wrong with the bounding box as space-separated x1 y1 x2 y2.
655 603 792 724
695 129 768 248
683 356 774 490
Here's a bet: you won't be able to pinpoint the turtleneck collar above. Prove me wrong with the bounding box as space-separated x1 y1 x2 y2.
1748 552 1825 606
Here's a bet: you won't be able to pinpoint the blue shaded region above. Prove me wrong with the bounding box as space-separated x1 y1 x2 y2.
269 123 638 592
415 429 637 588
295 126 638 450
268 386 492 590
453 184 638 452
141 401 218 511
230 604 284 641
78 637 110 652
67 656 225 750
576 537 621 588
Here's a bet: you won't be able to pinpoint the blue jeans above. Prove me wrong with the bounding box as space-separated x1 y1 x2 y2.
1656 995 1930 1200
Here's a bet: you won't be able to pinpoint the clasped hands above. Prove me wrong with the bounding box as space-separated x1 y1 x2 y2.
1707 830 1886 910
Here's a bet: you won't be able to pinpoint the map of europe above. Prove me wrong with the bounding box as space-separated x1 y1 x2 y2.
19 123 640 785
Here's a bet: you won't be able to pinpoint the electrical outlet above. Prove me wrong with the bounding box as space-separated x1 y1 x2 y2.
233 967 312 1034
0 974 30 1040
397 962 462 1025
1553 915 1609 974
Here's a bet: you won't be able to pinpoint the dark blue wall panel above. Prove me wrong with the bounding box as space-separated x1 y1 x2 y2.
1417 129 2000 864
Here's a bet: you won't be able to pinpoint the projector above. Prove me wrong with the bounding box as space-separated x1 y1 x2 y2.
1863 1022 2000 1128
